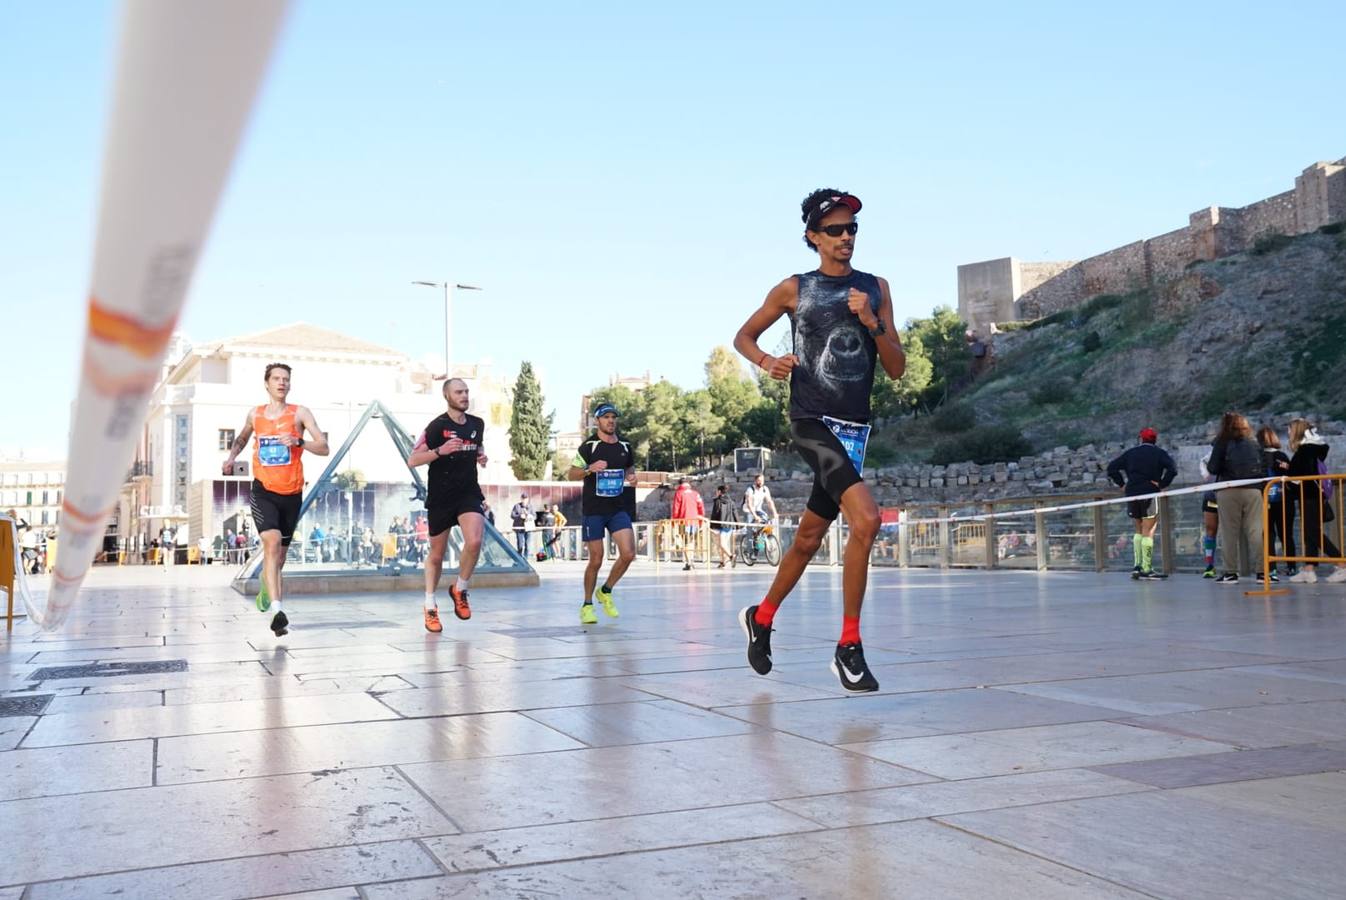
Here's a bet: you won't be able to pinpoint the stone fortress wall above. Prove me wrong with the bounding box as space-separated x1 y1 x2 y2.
958 156 1346 334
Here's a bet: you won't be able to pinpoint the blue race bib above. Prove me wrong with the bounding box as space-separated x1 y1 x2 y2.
258 436 292 467
821 416 870 476
595 468 625 497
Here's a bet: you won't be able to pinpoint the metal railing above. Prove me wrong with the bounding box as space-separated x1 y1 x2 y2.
1248 473 1346 596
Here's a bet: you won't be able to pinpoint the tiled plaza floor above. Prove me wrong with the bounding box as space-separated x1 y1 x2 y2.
2 562 1345 898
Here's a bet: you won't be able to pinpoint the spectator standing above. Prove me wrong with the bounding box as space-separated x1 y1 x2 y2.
670 479 705 571
1258 425 1292 577
511 494 532 555
1287 419 1345 584
1206 412 1266 584
710 483 738 568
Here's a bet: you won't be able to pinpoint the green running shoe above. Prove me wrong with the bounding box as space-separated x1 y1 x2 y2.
596 584 619 618
580 603 598 625
256 583 271 612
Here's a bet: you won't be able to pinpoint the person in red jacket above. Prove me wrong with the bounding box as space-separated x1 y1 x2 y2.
670 479 705 571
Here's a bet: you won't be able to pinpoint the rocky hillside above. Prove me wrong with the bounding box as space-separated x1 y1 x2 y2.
872 225 1346 463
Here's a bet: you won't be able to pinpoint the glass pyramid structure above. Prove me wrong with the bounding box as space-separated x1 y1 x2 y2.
231 400 535 595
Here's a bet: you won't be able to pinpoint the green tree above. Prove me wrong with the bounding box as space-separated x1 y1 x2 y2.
705 346 761 450
508 361 552 480
742 371 790 448
870 327 933 419
909 306 970 408
680 388 724 466
640 380 686 470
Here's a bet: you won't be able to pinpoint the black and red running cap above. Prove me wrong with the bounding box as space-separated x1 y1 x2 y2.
805 193 862 226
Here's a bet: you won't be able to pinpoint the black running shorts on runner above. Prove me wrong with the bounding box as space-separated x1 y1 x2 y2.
251 480 302 545
1127 497 1155 520
428 492 486 537
791 418 864 521
1201 491 1218 515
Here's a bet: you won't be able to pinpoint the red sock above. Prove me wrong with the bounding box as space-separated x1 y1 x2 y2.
754 596 781 627
839 616 861 646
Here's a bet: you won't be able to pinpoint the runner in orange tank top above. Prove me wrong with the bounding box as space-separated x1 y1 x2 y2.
222 363 329 637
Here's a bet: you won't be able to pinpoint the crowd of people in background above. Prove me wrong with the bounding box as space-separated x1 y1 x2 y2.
1200 412 1340 584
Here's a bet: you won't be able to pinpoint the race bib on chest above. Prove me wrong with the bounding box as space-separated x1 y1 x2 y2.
595 468 625 497
822 416 870 476
258 436 292 467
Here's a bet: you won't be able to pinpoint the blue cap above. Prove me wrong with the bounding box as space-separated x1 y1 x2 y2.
593 403 619 419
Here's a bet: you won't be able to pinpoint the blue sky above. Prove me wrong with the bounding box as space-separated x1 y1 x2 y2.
3 1 1343 455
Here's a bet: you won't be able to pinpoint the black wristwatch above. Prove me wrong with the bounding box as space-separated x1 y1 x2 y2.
867 319 887 337
296 438 305 448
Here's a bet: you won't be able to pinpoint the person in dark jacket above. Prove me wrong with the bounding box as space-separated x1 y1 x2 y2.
1257 425 1292 579
709 483 738 568
1107 427 1177 579
1206 412 1266 584
1286 418 1344 584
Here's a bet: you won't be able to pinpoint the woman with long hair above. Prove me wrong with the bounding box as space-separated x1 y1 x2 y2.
1206 412 1266 583
1257 424 1292 578
1286 418 1345 584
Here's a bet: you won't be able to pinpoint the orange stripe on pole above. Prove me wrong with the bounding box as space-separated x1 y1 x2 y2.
61 500 110 526
87 297 177 358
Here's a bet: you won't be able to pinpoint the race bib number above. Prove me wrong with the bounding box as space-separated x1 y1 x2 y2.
822 416 870 476
258 436 292 467
595 468 625 497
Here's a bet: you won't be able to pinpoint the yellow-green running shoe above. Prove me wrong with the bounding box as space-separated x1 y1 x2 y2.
580 603 598 625
596 585 619 618
256 583 271 612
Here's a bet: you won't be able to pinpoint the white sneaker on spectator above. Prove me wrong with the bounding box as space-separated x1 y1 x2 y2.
1326 567 1346 584
1289 568 1318 584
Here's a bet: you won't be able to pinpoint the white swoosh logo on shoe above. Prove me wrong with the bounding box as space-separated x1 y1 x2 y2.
843 667 866 684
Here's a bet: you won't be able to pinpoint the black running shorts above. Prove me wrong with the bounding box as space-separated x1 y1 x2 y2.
251 480 302 545
428 492 486 537
1127 497 1155 520
790 418 864 521
1201 491 1218 515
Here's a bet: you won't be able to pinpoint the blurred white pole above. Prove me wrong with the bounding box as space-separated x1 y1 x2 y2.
33 0 289 630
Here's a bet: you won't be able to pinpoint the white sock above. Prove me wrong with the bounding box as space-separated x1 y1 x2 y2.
455 577 469 592
271 599 283 613
424 592 437 610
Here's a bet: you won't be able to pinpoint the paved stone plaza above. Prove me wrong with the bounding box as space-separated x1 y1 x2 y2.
2 562 1345 898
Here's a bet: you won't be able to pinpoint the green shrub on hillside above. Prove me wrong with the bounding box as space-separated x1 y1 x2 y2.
1030 381 1074 405
1252 233 1292 255
930 425 1031 465
931 402 977 433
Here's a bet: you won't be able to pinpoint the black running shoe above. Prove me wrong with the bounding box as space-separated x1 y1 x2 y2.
831 642 879 693
738 605 773 675
270 610 289 636
1215 573 1239 584
1130 566 1143 580
1139 570 1168 580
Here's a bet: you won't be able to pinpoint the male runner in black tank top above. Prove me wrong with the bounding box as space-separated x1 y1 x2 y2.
408 378 488 632
732 189 906 692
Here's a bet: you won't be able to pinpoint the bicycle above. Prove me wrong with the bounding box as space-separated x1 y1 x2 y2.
737 519 782 566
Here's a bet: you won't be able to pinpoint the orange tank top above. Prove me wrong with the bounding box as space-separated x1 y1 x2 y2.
251 404 305 495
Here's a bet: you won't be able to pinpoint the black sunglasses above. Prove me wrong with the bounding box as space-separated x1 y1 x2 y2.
816 222 859 237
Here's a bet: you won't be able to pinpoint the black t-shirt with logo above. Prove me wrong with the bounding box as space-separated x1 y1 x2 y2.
421 413 485 509
574 434 636 516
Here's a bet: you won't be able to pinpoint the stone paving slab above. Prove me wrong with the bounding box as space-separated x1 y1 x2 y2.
3 564 1345 896
942 789 1346 900
365 819 1149 899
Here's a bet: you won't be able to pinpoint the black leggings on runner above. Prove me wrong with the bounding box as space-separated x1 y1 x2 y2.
790 418 864 521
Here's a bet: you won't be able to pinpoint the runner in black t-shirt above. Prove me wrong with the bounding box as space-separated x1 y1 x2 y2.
731 189 906 692
408 378 488 632
567 403 637 625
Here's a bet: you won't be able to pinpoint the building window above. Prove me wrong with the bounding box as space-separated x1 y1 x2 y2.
40 510 49 525
218 429 236 450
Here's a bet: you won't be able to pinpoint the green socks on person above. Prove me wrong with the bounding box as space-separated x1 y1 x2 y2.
1132 533 1143 569
1140 535 1154 572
